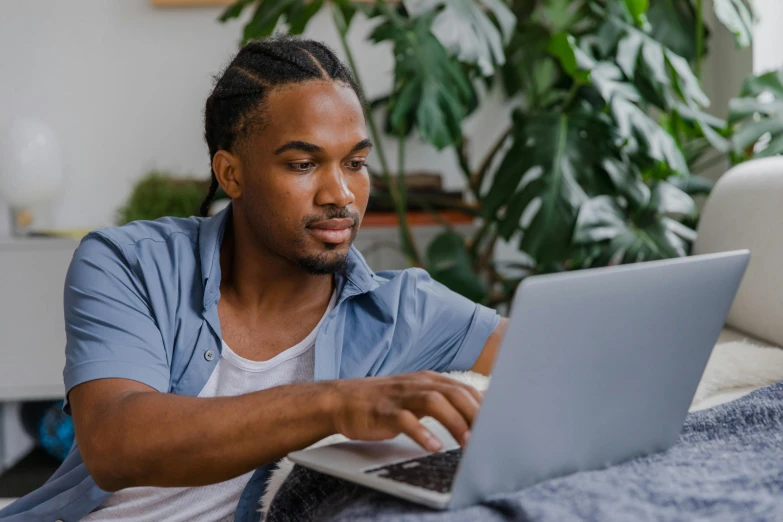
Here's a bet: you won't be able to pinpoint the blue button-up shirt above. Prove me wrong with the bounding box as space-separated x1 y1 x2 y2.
0 206 499 522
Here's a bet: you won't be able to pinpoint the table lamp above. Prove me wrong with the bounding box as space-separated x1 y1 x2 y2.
0 117 64 236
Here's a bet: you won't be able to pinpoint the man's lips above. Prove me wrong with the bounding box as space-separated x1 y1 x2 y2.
308 218 355 230
307 218 356 243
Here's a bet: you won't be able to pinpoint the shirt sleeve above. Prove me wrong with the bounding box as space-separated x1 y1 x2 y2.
62 234 170 414
403 268 501 373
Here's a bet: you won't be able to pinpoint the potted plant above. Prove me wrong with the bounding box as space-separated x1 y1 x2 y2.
219 0 756 308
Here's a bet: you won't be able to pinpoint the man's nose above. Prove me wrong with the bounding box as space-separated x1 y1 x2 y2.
315 164 355 209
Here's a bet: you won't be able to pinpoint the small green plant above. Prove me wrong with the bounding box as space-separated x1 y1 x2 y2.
117 171 210 225
729 70 783 162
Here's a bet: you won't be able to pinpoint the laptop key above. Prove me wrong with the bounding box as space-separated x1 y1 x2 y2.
364 448 463 493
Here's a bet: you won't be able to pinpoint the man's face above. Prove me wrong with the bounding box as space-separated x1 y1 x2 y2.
237 81 371 274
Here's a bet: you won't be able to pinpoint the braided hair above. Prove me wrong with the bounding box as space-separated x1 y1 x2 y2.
200 36 365 217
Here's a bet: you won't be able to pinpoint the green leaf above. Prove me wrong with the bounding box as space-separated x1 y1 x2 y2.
741 70 783 98
729 76 783 160
650 181 695 217
728 97 783 123
646 0 701 61
332 0 357 30
426 230 487 302
674 102 730 153
755 133 783 158
602 157 650 208
242 0 294 41
713 0 755 48
288 0 323 34
616 31 644 78
219 0 254 22
591 62 641 102
666 51 709 107
573 193 696 264
532 58 558 96
611 97 689 174
535 0 587 33
572 195 626 244
486 114 614 265
640 38 669 85
371 15 477 149
624 0 649 26
402 0 516 76
668 175 714 196
733 119 783 152
548 32 590 83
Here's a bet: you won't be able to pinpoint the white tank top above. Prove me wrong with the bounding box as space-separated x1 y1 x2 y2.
83 291 337 522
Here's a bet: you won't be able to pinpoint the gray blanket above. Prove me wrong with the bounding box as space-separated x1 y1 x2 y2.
266 381 783 521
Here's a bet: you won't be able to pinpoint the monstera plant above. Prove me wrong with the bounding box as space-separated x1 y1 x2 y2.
729 70 783 161
219 0 756 307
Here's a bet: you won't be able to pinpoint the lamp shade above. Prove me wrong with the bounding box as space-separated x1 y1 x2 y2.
0 117 64 207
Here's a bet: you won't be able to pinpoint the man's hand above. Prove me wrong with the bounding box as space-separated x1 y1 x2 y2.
70 371 483 491
326 371 482 452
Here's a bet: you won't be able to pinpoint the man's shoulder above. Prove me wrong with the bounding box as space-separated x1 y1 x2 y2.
90 216 202 249
74 216 204 279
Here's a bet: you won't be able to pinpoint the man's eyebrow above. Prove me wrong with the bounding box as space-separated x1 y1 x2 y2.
349 138 374 154
273 141 323 155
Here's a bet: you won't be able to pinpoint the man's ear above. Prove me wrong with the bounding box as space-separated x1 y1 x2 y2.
212 150 243 199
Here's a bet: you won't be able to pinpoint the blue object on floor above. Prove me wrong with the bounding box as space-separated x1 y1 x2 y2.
38 401 74 462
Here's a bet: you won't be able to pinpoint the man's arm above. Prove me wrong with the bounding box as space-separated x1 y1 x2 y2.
71 371 482 492
470 317 508 376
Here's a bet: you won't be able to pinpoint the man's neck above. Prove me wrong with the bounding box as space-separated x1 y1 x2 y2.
218 214 334 314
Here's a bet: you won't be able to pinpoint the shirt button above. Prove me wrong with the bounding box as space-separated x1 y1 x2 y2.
204 350 215 361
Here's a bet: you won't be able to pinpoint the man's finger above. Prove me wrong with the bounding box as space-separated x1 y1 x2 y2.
410 391 470 447
395 410 442 452
432 384 480 432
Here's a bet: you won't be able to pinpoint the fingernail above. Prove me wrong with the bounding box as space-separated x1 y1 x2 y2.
462 430 471 446
426 434 442 452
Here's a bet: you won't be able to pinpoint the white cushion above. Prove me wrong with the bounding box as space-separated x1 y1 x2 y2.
694 157 783 347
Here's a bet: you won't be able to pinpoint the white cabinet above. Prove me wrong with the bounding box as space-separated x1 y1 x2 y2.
0 238 77 401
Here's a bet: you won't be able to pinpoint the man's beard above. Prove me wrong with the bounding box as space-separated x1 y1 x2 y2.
295 247 350 275
295 207 360 275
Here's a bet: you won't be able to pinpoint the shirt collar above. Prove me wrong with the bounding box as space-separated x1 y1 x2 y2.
198 202 379 312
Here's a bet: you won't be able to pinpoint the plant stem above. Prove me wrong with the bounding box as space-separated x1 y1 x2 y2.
393 134 423 266
455 139 475 192
332 5 392 178
475 232 498 272
468 219 492 257
473 126 512 197
562 81 582 112
695 0 704 80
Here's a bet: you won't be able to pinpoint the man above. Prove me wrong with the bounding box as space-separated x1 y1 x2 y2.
0 37 506 522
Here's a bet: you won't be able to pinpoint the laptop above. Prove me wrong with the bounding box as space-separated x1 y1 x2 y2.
289 250 750 509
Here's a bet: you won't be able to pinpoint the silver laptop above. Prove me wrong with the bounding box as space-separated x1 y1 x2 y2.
289 250 750 509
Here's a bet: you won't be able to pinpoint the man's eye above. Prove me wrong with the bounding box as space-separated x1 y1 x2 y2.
347 161 368 170
290 162 315 172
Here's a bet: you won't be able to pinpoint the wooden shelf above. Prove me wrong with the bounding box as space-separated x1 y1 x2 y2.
362 211 475 228
150 0 390 5
150 0 233 6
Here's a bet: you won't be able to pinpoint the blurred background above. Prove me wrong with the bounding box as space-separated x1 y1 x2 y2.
0 0 780 501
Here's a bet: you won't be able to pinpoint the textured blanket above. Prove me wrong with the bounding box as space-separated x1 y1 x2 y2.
266 380 783 522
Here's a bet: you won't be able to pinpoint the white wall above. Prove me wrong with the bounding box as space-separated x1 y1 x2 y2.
0 0 510 232
753 0 783 74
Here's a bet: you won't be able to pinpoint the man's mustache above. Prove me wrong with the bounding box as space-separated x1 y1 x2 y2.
303 208 360 227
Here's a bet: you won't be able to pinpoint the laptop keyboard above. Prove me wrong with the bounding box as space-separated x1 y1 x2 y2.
364 448 463 493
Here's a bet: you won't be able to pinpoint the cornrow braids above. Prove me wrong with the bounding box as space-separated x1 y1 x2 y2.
200 36 365 217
